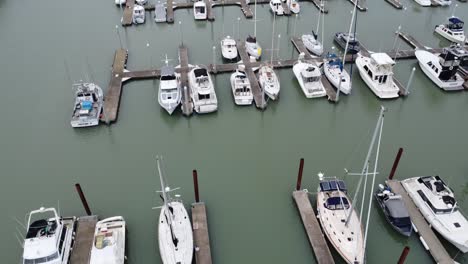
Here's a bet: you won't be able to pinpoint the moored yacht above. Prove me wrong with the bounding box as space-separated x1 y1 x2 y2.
258 65 280 100
355 53 400 99
230 69 253 105
89 217 126 264
435 17 466 44
246 35 262 60
22 207 76 264
334 32 360 55
414 0 431 6
155 157 194 264
221 36 238 61
302 33 323 56
287 0 300 14
189 66 218 114
293 56 326 98
269 0 284 15
132 5 145 24
401 176 468 253
193 1 207 20
158 60 182 115
71 82 103 128
415 47 465 91
324 53 351 94
375 184 412 237
316 176 365 264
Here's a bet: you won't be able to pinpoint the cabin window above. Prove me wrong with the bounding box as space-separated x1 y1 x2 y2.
367 70 373 79
382 75 388 83
23 252 59 264
198 94 211 100
427 61 433 67
417 190 457 214
447 31 453 35
364 65 369 72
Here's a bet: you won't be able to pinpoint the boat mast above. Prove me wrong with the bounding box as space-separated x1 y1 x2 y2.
254 0 257 38
345 106 385 226
157 157 171 226
321 1 325 43
270 12 276 65
315 0 322 37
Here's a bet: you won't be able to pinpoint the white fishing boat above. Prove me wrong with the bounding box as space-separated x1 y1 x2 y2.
269 0 284 15
355 53 400 99
293 56 326 98
221 36 238 60
414 0 431 6
301 0 324 56
71 82 104 128
193 1 207 20
324 53 351 94
287 0 300 13
158 58 182 115
230 70 253 105
155 157 194 264
189 66 218 114
258 66 280 100
89 217 126 264
435 17 466 44
246 0 262 59
132 5 145 24
415 48 464 91
401 176 468 253
22 207 76 264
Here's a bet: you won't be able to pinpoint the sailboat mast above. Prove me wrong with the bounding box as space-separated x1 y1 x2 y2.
157 157 171 226
321 1 324 43
270 12 276 65
315 0 322 35
254 0 257 37
345 106 385 226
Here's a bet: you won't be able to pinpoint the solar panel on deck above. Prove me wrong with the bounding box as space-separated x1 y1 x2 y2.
320 182 331 191
329 181 338 190
338 180 347 191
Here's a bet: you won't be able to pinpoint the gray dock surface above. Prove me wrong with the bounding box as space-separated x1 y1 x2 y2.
178 45 194 116
122 0 135 26
302 0 329 13
102 49 127 123
386 180 454 264
69 215 98 264
192 202 213 264
293 190 335 264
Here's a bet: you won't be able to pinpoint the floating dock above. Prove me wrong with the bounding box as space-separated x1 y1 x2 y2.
178 45 194 116
69 215 99 264
192 203 213 264
122 0 135 26
386 180 454 264
102 49 127 124
293 190 335 264
397 32 427 50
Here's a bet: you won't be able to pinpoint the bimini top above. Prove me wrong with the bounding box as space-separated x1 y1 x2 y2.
371 53 395 66
448 17 464 30
449 17 464 25
320 180 347 192
384 196 410 218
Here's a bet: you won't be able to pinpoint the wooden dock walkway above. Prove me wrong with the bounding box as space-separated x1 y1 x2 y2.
122 0 135 26
397 32 427 50
102 49 127 124
192 203 213 264
291 37 314 60
293 190 335 264
386 180 454 264
69 215 98 264
384 0 404 9
178 45 194 116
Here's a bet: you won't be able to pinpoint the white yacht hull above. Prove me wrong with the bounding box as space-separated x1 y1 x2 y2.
434 25 466 43
246 42 262 60
324 62 351 94
301 35 323 56
414 0 431 6
158 202 194 264
355 55 400 99
90 217 126 264
401 178 468 253
230 72 253 106
270 2 284 15
415 50 464 91
258 66 280 100
293 62 326 98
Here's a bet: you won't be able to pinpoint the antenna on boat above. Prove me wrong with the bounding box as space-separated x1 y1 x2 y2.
345 106 385 227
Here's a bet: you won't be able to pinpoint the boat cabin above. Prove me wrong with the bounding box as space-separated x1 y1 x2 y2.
447 17 464 31
362 53 395 85
234 75 251 95
382 196 411 227
417 176 458 214
194 1 206 17
301 66 320 83
160 66 177 89
246 35 257 44
438 46 463 81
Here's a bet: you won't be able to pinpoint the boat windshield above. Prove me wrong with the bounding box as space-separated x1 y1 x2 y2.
392 216 411 228
198 93 211 100
161 75 176 81
24 252 59 264
325 197 350 210
304 76 320 83
195 6 205 13
448 18 464 30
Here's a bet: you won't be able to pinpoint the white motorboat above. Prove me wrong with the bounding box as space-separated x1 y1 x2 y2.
230 70 253 105
136 0 147 4
22 207 76 264
89 217 126 264
324 53 351 94
269 0 284 15
414 0 431 6
401 176 468 253
189 66 218 114
156 157 194 264
355 53 400 99
132 5 145 24
302 33 323 56
317 177 365 264
375 184 413 237
193 1 207 20
433 0 451 5
71 82 104 128
287 0 300 14
115 0 126 5
221 36 238 60
293 57 326 98
435 17 466 44
158 59 182 115
415 48 464 91
258 65 280 100
246 35 262 60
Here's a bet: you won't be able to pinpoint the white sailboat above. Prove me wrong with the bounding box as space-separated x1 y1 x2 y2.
435 17 466 44
158 56 182 115
258 11 280 100
193 1 207 20
324 53 351 94
230 69 253 105
355 53 400 99
89 216 126 264
401 176 468 253
293 54 326 98
22 207 76 264
317 107 386 264
156 157 193 264
246 0 262 60
189 66 218 114
301 0 324 56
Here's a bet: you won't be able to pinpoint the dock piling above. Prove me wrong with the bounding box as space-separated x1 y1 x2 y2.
193 170 200 203
296 158 304 191
388 148 403 180
75 183 92 216
397 246 411 264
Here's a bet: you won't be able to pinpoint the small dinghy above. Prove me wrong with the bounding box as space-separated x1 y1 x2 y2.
230 69 253 105
193 1 207 20
221 36 238 61
334 32 360 55
71 82 103 128
435 17 466 44
132 5 145 24
323 53 351 94
414 0 431 6
375 184 412 237
90 217 126 264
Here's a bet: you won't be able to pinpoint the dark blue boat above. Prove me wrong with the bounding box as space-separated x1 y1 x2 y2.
375 184 413 237
334 32 361 55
